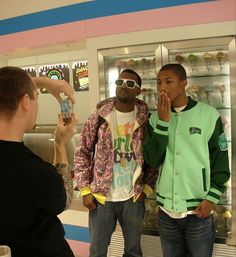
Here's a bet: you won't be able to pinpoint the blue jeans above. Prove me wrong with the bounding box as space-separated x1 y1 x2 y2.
159 209 215 257
89 198 145 257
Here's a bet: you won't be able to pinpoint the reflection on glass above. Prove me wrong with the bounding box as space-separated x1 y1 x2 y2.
202 52 213 73
187 54 198 74
216 51 227 71
217 84 227 104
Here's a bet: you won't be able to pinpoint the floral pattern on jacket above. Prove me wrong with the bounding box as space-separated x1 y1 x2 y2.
73 97 157 197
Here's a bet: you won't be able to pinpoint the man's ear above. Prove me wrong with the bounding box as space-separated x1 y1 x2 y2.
182 80 187 89
21 94 30 111
136 87 141 96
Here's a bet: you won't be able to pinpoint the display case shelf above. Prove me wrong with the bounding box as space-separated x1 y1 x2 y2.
188 74 229 78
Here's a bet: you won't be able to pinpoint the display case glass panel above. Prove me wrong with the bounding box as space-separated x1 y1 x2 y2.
98 44 161 110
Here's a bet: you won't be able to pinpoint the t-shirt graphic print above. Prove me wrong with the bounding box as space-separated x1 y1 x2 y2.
106 109 137 201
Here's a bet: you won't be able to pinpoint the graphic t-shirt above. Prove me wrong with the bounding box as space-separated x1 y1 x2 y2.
106 109 137 201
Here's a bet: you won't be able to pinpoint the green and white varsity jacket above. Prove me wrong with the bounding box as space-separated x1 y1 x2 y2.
143 97 230 212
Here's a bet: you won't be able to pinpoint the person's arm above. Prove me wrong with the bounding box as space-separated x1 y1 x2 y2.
54 113 78 210
141 164 158 197
194 116 230 218
33 77 76 104
72 112 100 190
143 119 169 168
206 116 230 203
143 92 170 168
72 112 105 210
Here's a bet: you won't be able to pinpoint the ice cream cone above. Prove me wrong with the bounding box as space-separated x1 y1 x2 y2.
141 88 148 102
216 51 226 71
204 86 213 104
128 59 135 67
186 85 199 100
114 60 124 73
202 53 213 73
187 54 198 73
175 55 184 63
218 85 227 103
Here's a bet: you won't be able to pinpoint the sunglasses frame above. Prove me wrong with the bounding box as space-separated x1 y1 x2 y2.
115 79 140 89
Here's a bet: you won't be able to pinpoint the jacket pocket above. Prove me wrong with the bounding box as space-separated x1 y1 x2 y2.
202 168 207 191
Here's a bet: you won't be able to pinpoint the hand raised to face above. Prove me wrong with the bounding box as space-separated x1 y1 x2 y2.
157 91 171 122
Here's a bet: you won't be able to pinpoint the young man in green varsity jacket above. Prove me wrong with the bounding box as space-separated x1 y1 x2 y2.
143 64 230 257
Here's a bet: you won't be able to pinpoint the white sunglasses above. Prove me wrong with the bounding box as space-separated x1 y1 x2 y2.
115 79 140 89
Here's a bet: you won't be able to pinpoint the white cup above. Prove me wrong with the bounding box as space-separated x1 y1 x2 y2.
0 246 11 257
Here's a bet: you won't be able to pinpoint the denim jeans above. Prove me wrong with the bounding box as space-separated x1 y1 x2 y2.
89 198 145 257
159 209 215 257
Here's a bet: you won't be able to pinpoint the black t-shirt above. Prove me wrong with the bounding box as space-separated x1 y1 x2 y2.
0 140 74 257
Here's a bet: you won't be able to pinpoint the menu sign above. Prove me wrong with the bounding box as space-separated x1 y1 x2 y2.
22 66 36 77
46 68 64 80
39 63 69 94
72 61 89 91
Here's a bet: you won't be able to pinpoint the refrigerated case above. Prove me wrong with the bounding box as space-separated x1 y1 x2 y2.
98 44 162 110
98 36 236 250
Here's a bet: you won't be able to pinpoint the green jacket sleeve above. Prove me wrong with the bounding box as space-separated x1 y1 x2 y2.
143 114 169 168
206 116 230 203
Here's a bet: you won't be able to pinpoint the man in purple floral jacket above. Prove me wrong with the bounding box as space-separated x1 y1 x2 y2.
73 69 157 257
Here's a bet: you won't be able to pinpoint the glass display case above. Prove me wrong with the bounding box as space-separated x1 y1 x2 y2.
97 36 236 244
98 44 161 110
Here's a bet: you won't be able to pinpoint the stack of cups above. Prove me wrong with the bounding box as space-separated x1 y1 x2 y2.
0 246 11 257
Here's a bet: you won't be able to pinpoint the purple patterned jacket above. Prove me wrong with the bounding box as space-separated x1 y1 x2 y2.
73 97 157 198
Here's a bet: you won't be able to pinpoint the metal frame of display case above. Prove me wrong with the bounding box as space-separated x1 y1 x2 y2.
228 36 236 246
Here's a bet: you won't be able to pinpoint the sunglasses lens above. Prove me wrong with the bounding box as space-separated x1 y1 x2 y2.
115 79 124 87
126 80 135 88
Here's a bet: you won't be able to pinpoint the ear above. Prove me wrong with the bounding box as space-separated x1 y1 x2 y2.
21 94 31 111
182 80 188 89
136 87 141 96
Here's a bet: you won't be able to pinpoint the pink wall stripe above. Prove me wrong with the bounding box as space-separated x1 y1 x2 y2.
0 0 235 54
0 20 87 54
86 0 236 37
66 239 89 257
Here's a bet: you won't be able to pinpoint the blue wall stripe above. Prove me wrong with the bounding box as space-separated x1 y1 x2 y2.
63 224 90 242
0 0 214 36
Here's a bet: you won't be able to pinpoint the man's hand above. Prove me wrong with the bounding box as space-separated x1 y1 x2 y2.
157 91 171 122
137 191 147 201
193 200 214 218
53 113 78 164
54 113 78 145
83 193 97 211
34 77 76 104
